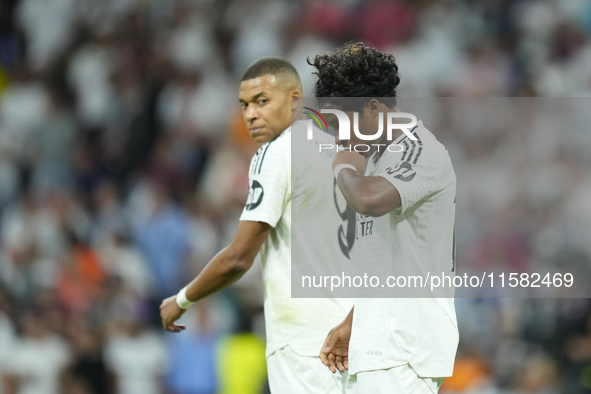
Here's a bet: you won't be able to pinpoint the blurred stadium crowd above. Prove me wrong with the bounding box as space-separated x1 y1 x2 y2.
0 0 591 393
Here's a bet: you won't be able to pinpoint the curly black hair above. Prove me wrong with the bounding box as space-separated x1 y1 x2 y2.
307 42 401 112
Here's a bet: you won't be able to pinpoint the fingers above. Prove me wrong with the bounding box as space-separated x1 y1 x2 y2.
327 352 337 373
160 308 186 333
321 352 347 373
319 350 329 367
319 331 334 366
160 295 188 333
163 323 186 333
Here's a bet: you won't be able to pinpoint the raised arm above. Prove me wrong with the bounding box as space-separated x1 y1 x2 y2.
333 151 401 217
160 220 271 332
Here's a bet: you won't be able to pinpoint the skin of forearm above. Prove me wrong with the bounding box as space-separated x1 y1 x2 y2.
337 170 397 217
184 246 253 302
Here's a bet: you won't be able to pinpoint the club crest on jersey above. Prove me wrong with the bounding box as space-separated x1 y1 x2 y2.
245 180 264 211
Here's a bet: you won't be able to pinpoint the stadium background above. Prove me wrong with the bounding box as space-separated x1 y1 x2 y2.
1 0 591 393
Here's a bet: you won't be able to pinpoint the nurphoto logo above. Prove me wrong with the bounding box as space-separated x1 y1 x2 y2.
303 107 418 152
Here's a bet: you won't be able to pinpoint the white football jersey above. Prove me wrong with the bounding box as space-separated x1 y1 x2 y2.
240 121 354 357
348 121 459 377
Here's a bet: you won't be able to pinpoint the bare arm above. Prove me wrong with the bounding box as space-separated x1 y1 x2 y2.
184 220 270 301
337 169 401 217
160 220 271 332
333 151 401 217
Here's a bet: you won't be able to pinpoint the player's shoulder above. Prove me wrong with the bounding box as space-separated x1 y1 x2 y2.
248 128 291 175
308 128 335 160
409 121 451 163
291 120 335 159
413 122 456 184
266 127 291 152
311 128 334 145
375 120 452 173
252 128 290 160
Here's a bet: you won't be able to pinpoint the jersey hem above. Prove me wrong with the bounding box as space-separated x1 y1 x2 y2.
238 215 279 228
348 359 408 376
349 361 454 378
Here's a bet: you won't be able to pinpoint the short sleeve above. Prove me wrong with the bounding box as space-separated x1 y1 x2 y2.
239 136 290 227
376 141 447 215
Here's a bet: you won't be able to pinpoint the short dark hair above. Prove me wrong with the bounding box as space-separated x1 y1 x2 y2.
307 42 401 112
241 57 301 85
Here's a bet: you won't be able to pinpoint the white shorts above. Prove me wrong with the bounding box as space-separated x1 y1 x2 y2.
346 364 444 394
267 345 348 394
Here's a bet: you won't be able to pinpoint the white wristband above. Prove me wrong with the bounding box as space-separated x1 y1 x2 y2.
334 164 357 179
176 286 195 310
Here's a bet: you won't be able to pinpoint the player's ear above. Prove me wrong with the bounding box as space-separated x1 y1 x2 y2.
291 88 302 98
367 99 380 118
291 97 303 118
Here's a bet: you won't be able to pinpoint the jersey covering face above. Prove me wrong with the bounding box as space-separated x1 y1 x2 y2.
240 121 353 358
348 120 459 377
